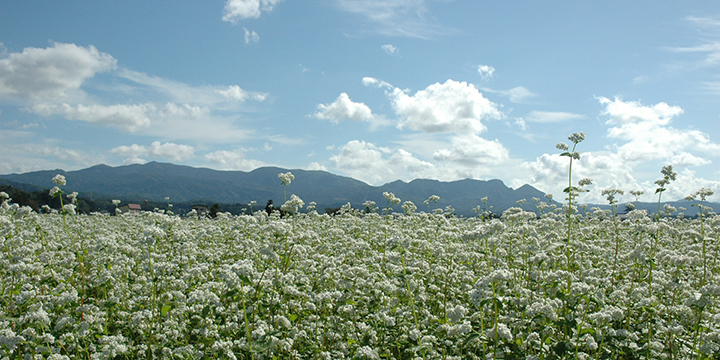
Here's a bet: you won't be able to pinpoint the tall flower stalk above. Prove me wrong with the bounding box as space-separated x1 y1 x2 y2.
685 188 714 286
278 172 294 203
557 132 591 270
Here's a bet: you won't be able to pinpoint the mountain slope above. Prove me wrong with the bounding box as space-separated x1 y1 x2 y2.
0 162 546 216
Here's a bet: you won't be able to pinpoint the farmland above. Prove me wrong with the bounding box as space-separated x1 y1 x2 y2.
1 183 718 359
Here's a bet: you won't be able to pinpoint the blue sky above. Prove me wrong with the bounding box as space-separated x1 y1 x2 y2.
1 1 719 203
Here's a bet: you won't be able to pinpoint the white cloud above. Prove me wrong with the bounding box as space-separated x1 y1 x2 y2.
119 70 268 106
390 79 502 134
432 134 509 166
330 138 515 186
314 93 375 123
502 86 537 103
477 64 495 80
599 97 720 162
362 76 392 88
30 103 153 132
110 141 195 163
672 16 720 66
222 0 283 23
382 44 399 55
330 140 400 184
525 110 584 123
0 42 116 100
334 0 452 38
216 85 250 101
670 152 711 167
517 97 720 203
481 86 537 103
205 148 265 171
0 142 103 174
244 28 260 44
306 162 327 171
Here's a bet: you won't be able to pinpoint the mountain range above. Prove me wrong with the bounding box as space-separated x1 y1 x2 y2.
0 162 546 217
2 162 716 217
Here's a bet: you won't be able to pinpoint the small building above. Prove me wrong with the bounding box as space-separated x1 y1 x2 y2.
118 203 142 215
192 205 210 216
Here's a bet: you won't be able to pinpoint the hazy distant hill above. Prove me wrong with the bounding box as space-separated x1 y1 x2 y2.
0 162 548 216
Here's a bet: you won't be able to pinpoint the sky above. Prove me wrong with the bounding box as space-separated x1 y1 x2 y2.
1 0 720 204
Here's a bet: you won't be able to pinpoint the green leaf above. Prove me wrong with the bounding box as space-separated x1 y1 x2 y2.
224 289 238 299
238 274 252 286
579 328 596 336
202 305 211 317
161 304 172 317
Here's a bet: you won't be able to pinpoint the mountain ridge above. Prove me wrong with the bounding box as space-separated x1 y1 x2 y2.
0 162 543 216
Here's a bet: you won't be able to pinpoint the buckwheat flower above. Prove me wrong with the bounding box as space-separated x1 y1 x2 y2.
556 142 569 151
63 204 76 215
67 191 78 204
663 204 677 214
355 346 380 360
424 195 440 206
281 194 305 213
487 323 513 342
578 178 593 187
661 164 677 181
568 131 585 143
447 305 468 324
602 188 624 204
363 200 377 211
402 201 417 214
0 191 8 201
383 191 401 205
278 171 294 186
112 199 121 206
49 186 61 197
52 174 66 186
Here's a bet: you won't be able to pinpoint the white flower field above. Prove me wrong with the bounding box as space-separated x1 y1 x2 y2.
1 191 719 359
1 132 719 359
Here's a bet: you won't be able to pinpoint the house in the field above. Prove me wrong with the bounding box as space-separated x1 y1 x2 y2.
118 203 142 215
192 205 210 216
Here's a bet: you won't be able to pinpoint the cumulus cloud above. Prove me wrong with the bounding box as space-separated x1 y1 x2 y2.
0 42 116 100
517 97 720 203
306 162 327 171
391 79 502 134
110 141 196 163
314 93 375 123
205 148 265 171
599 96 720 162
222 0 283 23
330 140 435 184
525 110 584 123
477 65 495 80
329 138 515 186
432 134 509 166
